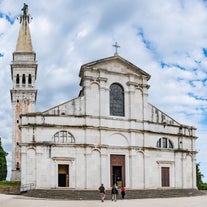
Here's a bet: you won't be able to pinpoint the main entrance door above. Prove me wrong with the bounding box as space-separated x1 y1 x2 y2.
110 155 125 187
58 164 69 187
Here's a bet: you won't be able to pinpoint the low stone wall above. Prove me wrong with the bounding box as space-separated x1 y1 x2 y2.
0 186 20 194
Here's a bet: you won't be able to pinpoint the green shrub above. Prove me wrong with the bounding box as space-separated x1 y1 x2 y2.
200 183 207 190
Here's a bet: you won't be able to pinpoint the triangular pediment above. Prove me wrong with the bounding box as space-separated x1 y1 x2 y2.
79 55 151 80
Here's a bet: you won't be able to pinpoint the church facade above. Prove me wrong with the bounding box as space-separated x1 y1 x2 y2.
11 6 197 190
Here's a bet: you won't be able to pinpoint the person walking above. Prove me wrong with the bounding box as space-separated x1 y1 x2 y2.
120 185 126 199
111 184 118 201
98 184 106 202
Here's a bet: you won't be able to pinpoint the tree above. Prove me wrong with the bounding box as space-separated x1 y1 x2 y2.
0 138 8 181
196 163 207 190
196 163 203 188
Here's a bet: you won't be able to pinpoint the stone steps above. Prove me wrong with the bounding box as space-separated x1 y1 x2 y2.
21 188 205 200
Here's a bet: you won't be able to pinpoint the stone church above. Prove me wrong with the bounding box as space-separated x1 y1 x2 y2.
10 6 197 190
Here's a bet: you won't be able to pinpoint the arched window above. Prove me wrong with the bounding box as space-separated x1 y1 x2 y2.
22 74 26 85
156 137 173 149
16 162 20 170
16 74 20 84
28 74 32 85
53 131 75 144
110 83 125 116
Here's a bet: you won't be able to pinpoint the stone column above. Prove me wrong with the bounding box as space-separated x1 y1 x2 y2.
100 148 109 188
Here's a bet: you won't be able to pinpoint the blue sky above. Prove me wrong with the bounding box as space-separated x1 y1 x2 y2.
0 0 207 182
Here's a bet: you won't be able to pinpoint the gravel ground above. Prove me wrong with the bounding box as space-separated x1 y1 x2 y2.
1 193 207 207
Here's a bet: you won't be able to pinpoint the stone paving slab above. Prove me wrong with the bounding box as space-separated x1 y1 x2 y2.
0 193 207 207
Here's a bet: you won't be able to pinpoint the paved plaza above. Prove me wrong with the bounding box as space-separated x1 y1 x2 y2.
1 193 207 207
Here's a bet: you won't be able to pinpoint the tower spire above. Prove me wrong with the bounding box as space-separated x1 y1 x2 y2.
16 3 33 52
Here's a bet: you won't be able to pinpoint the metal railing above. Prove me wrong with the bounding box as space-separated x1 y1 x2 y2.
20 183 35 192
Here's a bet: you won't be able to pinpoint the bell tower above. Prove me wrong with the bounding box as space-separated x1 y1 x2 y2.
10 4 38 181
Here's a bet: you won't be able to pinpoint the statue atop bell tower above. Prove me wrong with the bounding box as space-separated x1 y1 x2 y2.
10 4 38 181
21 3 28 16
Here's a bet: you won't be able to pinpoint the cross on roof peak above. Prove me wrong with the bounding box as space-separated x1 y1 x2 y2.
112 42 120 56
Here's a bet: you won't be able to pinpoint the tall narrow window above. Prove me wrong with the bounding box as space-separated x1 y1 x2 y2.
22 74 26 85
16 74 20 84
110 83 125 116
28 74 32 85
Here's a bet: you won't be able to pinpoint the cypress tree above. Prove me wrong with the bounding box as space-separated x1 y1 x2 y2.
196 163 205 189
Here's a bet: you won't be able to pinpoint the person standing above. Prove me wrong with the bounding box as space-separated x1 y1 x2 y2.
98 184 106 202
120 185 126 199
111 184 118 201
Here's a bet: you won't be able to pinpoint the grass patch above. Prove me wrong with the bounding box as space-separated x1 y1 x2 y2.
0 181 20 187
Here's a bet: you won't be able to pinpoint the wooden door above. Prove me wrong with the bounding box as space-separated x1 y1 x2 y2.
161 167 169 187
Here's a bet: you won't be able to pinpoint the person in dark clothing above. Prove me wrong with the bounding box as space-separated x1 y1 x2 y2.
111 184 118 201
98 184 106 202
